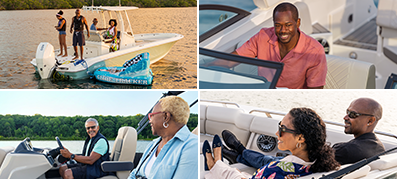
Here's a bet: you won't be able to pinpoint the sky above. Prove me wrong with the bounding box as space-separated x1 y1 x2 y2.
0 90 198 116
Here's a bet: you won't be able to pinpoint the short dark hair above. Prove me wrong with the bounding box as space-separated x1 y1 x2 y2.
273 2 299 22
109 19 117 26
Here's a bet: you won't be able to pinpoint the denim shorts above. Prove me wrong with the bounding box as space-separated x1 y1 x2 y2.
59 31 66 35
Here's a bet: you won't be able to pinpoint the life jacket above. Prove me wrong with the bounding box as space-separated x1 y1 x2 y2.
58 18 66 31
82 132 113 179
73 15 84 31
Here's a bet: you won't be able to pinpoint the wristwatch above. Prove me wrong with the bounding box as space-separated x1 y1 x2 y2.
71 154 75 160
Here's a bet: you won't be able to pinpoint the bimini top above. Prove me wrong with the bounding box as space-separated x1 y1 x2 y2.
82 6 138 12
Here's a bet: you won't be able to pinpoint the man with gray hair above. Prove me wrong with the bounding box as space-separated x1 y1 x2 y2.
59 118 112 179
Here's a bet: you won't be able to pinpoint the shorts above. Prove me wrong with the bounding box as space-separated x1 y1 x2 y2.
59 31 66 35
67 163 87 179
73 31 85 46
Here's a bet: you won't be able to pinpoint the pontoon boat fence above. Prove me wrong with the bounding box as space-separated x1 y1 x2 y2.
136 91 198 135
320 146 397 179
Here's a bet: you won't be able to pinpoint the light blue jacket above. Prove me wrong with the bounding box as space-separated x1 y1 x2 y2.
128 125 198 179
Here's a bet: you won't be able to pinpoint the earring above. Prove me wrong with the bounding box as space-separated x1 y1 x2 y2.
296 142 301 148
163 122 169 128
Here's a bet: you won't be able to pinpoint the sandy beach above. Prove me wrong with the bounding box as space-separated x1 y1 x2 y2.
0 7 197 89
201 90 397 135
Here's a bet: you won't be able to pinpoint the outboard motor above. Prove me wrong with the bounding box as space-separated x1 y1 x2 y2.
36 42 57 79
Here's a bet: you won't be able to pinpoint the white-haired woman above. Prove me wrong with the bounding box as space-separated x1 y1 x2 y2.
128 96 198 179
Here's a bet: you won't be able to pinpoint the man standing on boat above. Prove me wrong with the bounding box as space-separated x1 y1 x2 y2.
70 8 90 60
222 98 385 167
59 118 112 179
206 2 327 89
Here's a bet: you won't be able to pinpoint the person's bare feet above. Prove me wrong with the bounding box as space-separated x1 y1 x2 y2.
62 54 68 57
72 56 79 60
213 145 222 162
57 53 63 57
206 152 215 170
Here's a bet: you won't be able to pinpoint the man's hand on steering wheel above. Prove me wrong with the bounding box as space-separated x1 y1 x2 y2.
60 148 72 158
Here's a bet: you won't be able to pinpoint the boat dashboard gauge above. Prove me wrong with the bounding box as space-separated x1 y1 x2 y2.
257 134 277 152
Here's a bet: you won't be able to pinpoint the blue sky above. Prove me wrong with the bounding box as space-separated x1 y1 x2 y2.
0 90 198 116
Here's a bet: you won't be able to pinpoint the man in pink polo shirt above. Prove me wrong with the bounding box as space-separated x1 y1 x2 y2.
208 2 327 89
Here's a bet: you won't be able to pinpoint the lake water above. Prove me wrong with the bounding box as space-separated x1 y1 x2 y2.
201 90 397 136
0 140 152 154
0 7 197 89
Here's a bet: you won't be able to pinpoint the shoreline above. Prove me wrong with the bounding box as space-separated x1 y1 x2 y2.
0 6 197 11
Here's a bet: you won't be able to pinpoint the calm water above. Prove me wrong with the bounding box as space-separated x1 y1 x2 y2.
0 8 197 89
201 91 397 136
0 140 152 154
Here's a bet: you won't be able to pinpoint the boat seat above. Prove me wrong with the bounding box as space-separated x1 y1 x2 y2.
325 55 376 89
376 0 397 39
0 147 14 168
98 126 137 179
85 31 104 42
200 105 254 155
299 164 371 179
368 152 397 170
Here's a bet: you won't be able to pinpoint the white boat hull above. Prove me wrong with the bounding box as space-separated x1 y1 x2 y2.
32 33 183 80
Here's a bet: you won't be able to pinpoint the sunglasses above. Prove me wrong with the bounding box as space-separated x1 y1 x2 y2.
346 110 374 119
86 125 97 130
278 122 297 137
148 111 164 120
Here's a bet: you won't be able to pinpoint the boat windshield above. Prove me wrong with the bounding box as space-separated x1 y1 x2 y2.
199 4 251 42
199 48 283 89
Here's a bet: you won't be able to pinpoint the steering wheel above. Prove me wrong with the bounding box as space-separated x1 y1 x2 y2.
56 136 64 149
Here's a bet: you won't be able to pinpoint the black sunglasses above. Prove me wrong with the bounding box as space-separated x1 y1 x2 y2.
86 125 97 130
278 122 297 137
346 110 373 119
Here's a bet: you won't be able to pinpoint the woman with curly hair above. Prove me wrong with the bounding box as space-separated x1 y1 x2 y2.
202 107 340 178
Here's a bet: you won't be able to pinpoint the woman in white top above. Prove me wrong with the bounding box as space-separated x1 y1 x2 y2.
203 108 341 179
105 19 118 52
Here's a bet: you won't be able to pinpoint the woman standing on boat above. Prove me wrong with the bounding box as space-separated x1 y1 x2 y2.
55 10 67 57
202 108 340 178
128 96 198 179
105 19 118 52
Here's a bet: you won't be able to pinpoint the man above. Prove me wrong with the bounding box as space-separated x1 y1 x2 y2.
223 97 385 168
59 118 112 179
70 8 90 60
333 97 385 164
90 18 105 31
207 2 327 89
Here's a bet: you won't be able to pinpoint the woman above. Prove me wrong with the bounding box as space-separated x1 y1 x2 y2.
128 96 198 179
105 19 118 52
54 10 67 57
203 108 340 179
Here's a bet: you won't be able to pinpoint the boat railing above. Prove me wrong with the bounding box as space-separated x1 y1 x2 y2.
200 99 240 108
201 99 397 139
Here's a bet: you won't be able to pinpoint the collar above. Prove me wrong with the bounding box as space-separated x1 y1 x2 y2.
355 132 377 140
281 155 315 166
153 125 191 144
268 27 306 54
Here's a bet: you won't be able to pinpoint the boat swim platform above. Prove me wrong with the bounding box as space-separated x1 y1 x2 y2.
334 17 378 51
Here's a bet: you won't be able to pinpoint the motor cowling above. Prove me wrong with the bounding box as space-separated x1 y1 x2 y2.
36 42 56 79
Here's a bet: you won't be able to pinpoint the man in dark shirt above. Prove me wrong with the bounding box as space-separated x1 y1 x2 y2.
70 8 90 60
222 98 385 167
332 97 385 164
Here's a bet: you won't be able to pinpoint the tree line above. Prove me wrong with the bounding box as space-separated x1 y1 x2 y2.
0 0 197 10
0 113 198 140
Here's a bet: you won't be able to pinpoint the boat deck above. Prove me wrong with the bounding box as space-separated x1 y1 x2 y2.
334 18 378 51
312 23 330 34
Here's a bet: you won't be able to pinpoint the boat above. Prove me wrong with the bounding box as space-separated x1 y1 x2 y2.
0 91 198 179
199 99 397 178
31 6 183 80
93 52 154 85
199 0 397 89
